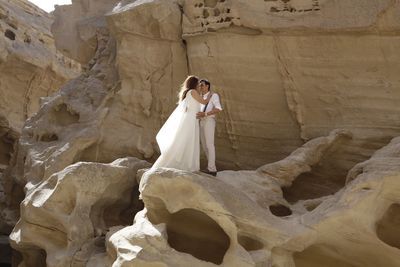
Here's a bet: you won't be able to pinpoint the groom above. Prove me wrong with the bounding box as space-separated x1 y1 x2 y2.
196 79 223 176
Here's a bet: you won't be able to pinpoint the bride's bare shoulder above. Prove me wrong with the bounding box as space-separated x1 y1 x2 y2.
190 89 200 95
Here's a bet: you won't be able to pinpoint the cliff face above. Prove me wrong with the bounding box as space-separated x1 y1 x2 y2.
49 0 400 172
182 0 400 169
0 0 81 236
5 0 400 266
0 0 80 129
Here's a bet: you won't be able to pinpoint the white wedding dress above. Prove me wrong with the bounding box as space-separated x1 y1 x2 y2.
151 90 201 171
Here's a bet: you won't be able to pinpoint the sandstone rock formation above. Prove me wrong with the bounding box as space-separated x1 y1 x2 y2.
9 157 150 267
0 0 81 262
4 0 400 266
49 0 400 172
2 25 116 236
0 0 81 211
51 0 121 64
106 130 400 267
182 0 400 169
0 0 80 130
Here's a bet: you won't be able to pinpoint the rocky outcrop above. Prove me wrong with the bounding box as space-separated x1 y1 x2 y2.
10 157 150 267
182 0 400 169
0 0 81 253
1 26 116 238
51 0 400 172
106 131 400 267
0 0 81 203
51 0 121 64
5 0 400 266
0 0 80 130
0 1 82 264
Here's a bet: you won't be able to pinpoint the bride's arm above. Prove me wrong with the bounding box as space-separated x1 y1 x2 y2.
190 90 212 104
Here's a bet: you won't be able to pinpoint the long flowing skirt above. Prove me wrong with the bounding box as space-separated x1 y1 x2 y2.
152 101 200 171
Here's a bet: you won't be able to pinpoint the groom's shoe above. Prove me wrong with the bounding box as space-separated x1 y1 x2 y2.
201 169 217 177
208 171 217 177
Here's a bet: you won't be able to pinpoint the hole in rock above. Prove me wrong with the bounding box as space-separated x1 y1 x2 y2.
294 244 356 267
270 7 279 12
203 9 210 18
19 248 46 267
11 250 23 267
282 138 365 204
6 22 18 30
24 34 31 44
204 0 218 8
39 133 58 142
0 236 11 266
238 234 264 251
376 203 400 249
102 185 144 228
51 103 80 126
4 30 15 40
0 137 13 166
269 204 292 217
166 209 230 265
304 202 321 212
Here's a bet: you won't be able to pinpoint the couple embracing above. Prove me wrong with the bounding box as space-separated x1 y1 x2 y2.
151 75 223 176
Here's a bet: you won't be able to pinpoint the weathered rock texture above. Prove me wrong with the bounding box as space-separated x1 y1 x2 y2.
0 0 81 264
5 0 400 266
183 0 400 169
48 0 400 172
51 0 121 64
106 131 400 267
10 157 150 267
0 0 80 130
0 0 80 245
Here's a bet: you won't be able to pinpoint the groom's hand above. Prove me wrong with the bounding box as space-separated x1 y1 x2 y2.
196 112 206 119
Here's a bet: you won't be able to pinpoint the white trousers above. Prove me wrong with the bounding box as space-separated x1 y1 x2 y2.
199 117 217 172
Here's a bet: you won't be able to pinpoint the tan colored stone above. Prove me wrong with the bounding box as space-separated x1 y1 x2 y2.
51 0 121 64
5 0 400 266
0 0 81 236
9 157 150 267
107 133 400 267
0 0 80 131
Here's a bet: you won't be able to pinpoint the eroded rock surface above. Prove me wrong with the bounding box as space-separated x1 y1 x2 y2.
0 0 80 131
182 0 400 169
5 0 400 266
107 132 400 267
0 0 81 255
10 157 150 267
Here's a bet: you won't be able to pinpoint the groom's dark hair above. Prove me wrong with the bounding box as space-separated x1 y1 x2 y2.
200 79 211 91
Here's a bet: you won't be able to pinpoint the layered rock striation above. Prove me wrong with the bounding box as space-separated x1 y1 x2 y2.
5 0 400 266
0 0 81 202
0 0 82 264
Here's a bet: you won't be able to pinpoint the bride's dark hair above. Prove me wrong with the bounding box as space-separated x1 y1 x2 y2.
179 75 199 102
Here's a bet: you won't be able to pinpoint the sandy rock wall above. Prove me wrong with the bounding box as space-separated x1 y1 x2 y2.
10 157 150 267
51 0 121 64
0 0 81 171
51 0 400 171
5 0 400 266
47 0 400 173
107 131 400 267
183 0 400 169
0 0 81 264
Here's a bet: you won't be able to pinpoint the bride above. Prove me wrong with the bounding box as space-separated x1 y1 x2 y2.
151 75 212 171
